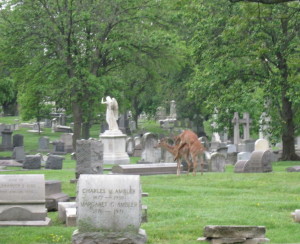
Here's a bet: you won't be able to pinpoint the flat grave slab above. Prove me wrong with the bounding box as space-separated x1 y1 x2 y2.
112 163 181 175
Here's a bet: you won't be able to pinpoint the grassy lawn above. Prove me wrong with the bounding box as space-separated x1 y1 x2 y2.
0 162 299 243
0 117 299 243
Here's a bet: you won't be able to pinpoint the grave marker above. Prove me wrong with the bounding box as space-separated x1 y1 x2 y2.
72 174 147 244
75 139 103 179
13 134 24 148
0 174 51 226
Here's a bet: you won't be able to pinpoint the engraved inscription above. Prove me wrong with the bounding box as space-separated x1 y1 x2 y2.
80 185 138 216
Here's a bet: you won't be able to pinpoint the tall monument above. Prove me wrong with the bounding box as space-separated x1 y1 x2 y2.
99 96 130 164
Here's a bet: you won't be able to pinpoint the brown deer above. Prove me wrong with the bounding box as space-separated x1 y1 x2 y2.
174 130 206 175
156 138 192 176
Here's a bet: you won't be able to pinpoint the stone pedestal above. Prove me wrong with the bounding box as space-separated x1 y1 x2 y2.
100 130 130 165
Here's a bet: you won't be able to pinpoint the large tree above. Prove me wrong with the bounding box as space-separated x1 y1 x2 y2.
0 0 181 147
185 0 300 160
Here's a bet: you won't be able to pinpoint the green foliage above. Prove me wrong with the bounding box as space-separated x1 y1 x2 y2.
179 1 300 155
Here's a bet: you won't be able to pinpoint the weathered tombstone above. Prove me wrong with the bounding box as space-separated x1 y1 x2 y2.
255 139 269 151
133 144 143 157
237 152 252 161
52 118 57 133
12 146 25 163
241 113 252 140
198 225 269 243
45 180 69 211
244 150 273 173
134 136 142 147
1 129 13 151
209 152 226 172
13 134 24 148
232 112 240 145
140 133 161 163
129 120 137 132
75 139 103 179
112 163 180 175
53 141 66 155
45 155 64 170
126 137 135 156
234 160 248 173
0 123 6 134
286 166 300 172
44 118 52 128
244 139 255 152
156 106 167 121
0 174 51 226
118 112 130 134
59 114 66 126
169 100 177 120
72 175 147 244
55 125 73 133
227 144 237 153
60 133 74 153
38 136 50 152
216 146 228 158
58 202 76 224
226 152 238 165
23 155 41 169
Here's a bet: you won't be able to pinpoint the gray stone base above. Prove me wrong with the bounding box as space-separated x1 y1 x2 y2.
100 130 130 165
72 229 147 244
0 217 51 226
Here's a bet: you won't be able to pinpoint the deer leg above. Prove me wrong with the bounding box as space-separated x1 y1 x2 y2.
174 142 186 161
192 155 197 176
177 160 181 176
200 154 204 176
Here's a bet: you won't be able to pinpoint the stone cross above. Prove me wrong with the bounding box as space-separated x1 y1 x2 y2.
232 112 240 145
232 112 252 145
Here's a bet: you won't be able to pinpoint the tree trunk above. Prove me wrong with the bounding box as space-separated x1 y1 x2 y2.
280 96 299 160
82 122 90 139
72 102 83 150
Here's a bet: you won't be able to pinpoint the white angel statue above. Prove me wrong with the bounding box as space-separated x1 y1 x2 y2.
101 96 119 130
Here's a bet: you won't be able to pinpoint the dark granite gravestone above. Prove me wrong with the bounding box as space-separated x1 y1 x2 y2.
75 139 103 179
1 129 13 151
13 134 24 148
23 155 41 169
45 155 64 170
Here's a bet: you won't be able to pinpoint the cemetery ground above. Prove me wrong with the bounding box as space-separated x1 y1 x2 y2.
0 118 300 243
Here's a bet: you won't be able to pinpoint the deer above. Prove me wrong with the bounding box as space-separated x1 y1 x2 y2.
156 138 192 176
174 130 206 175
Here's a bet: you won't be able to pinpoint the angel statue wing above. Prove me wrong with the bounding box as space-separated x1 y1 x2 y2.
112 98 119 120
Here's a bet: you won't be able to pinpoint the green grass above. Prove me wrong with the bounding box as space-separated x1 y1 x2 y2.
0 161 299 243
1 117 300 243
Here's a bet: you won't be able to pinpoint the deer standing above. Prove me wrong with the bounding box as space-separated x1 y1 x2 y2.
156 138 192 176
174 130 206 175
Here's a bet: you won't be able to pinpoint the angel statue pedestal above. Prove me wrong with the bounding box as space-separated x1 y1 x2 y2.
100 96 130 165
100 129 130 165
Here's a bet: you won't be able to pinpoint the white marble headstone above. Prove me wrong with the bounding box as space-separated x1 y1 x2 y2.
255 139 269 151
77 175 142 232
